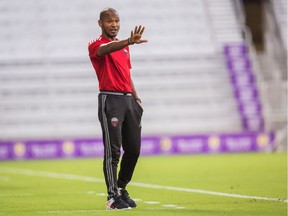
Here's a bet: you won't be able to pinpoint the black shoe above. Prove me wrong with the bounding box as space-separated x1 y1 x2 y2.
106 194 131 210
119 188 137 208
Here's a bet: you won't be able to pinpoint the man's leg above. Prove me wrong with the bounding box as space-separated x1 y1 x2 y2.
117 98 143 208
98 94 130 210
118 98 143 188
98 94 120 196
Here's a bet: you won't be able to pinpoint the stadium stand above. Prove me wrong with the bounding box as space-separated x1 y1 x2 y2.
0 0 264 140
270 0 287 49
260 0 287 149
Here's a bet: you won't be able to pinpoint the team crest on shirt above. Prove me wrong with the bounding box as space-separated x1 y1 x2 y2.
111 117 119 127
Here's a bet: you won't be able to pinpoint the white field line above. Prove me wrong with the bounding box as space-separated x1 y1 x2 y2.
37 210 107 214
144 201 160 204
0 167 287 203
37 208 172 214
129 182 288 203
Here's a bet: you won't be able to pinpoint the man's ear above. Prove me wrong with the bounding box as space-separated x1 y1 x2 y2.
98 20 103 28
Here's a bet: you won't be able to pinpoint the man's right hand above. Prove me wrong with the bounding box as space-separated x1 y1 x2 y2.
129 25 148 45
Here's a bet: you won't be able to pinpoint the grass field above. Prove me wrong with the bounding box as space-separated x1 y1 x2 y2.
0 152 287 216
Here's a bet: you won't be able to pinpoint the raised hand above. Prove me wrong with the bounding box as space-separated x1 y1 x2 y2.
129 25 148 45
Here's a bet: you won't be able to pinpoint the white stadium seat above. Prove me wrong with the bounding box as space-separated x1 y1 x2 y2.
0 0 246 139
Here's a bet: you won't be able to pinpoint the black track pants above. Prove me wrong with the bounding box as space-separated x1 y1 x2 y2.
98 93 143 196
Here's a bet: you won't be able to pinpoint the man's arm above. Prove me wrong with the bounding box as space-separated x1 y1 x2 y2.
98 25 148 56
131 78 142 105
98 39 130 56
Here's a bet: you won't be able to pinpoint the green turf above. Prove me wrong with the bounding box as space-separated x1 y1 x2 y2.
0 152 287 216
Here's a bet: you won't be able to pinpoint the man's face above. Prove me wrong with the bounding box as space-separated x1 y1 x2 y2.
99 12 120 39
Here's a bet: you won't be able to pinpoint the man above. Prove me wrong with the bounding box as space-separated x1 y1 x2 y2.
88 7 147 210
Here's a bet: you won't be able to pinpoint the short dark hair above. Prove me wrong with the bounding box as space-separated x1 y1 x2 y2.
99 8 118 20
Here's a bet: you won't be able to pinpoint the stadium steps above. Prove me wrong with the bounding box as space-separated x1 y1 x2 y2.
0 0 245 139
205 0 243 46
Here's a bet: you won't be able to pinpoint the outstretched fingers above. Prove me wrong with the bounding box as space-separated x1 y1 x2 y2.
139 26 145 35
134 25 145 35
134 26 138 34
130 25 148 44
130 30 133 39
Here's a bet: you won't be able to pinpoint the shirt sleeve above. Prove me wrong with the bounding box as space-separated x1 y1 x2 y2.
88 40 101 59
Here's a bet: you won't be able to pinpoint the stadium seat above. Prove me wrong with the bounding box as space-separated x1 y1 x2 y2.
0 0 249 139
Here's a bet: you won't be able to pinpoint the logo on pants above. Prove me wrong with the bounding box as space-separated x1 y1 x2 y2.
111 117 119 127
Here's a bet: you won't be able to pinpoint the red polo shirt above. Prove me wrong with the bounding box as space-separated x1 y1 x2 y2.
88 36 132 93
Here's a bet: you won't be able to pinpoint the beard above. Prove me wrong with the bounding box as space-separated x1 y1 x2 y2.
103 27 119 39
